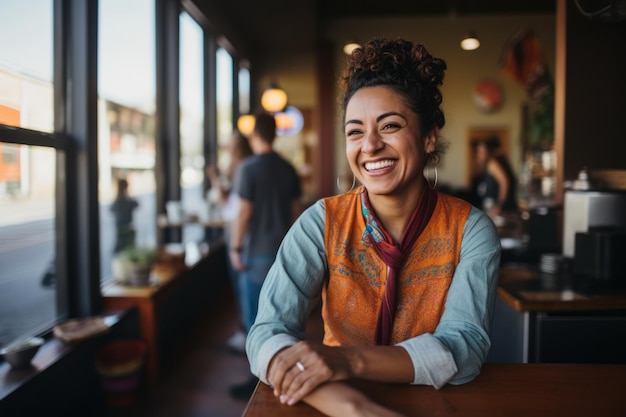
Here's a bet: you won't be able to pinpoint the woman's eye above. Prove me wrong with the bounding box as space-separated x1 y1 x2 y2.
346 129 361 137
382 122 401 130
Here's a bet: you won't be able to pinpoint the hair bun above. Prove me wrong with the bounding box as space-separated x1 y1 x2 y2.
341 38 447 131
413 44 446 87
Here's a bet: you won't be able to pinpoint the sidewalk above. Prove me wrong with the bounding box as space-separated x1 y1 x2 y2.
0 198 54 227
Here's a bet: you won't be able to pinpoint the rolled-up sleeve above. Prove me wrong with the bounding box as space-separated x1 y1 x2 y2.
246 201 328 384
397 207 501 388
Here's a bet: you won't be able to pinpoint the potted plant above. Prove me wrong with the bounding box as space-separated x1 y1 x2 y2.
112 246 158 286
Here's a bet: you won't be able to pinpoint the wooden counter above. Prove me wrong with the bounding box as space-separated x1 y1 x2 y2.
489 265 626 364
157 215 226 229
102 282 170 380
242 364 626 417
102 241 228 381
498 265 626 312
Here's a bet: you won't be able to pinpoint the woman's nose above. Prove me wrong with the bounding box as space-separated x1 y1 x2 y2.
361 130 384 154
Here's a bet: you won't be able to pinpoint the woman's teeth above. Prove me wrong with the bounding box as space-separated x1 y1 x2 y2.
365 160 395 171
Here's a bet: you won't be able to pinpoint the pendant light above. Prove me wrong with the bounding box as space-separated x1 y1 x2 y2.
237 114 255 136
460 32 480 51
260 83 288 113
343 42 361 55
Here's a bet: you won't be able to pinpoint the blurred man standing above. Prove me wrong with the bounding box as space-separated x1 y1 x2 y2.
228 111 303 399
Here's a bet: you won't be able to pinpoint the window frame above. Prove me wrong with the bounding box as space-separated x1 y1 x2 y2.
0 0 252 350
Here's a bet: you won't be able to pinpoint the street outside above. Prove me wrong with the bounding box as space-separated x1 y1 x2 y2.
0 193 158 348
0 185 209 348
0 218 55 348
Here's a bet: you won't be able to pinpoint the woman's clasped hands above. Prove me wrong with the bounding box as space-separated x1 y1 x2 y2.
267 341 353 406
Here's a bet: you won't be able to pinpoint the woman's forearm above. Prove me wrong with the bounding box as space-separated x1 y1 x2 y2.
345 345 414 383
303 382 406 417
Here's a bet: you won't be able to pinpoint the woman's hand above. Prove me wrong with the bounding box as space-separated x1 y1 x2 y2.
267 341 353 406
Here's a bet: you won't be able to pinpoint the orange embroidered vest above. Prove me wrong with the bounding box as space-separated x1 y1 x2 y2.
322 187 471 346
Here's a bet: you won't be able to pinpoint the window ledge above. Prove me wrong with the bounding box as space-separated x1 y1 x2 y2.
0 311 126 403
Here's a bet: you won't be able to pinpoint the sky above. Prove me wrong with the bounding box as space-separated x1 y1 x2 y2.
0 0 232 116
0 0 53 81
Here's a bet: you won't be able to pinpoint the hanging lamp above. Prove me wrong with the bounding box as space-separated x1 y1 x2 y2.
343 42 361 55
460 32 480 51
260 83 288 113
237 114 255 136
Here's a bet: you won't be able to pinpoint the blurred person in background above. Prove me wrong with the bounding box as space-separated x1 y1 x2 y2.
206 130 253 354
228 111 303 399
110 178 139 254
470 136 518 219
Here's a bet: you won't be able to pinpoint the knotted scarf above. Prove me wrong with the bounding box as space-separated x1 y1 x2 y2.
361 181 438 345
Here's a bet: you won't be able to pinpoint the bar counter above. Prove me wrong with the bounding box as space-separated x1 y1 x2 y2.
498 265 626 312
490 265 626 363
242 364 626 417
102 241 228 381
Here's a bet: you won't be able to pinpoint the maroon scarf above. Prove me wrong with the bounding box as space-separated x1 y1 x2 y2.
362 182 438 345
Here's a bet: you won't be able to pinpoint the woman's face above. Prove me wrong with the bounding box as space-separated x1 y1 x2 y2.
344 86 436 197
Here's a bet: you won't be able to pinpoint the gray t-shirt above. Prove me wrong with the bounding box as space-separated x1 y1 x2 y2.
232 152 301 256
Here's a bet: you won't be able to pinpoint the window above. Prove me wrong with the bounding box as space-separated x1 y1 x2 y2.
98 0 157 283
238 66 251 115
0 0 58 347
179 11 206 243
0 0 249 353
216 48 234 174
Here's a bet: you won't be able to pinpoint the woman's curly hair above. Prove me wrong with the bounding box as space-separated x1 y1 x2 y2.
341 38 448 160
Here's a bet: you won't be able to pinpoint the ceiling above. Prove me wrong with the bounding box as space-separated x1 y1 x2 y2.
207 0 556 64
316 0 556 18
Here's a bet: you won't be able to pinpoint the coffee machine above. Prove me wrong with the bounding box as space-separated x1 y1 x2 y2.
562 189 626 258
563 188 626 284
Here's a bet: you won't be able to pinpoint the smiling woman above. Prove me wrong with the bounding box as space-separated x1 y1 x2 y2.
244 38 501 417
344 86 437 218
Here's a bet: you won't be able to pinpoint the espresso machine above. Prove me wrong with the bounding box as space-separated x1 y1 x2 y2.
562 172 626 284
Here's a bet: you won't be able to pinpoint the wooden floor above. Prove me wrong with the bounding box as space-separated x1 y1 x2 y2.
105 288 252 417
105 284 323 417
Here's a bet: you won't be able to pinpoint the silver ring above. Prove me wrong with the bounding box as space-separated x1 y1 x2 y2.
295 360 305 372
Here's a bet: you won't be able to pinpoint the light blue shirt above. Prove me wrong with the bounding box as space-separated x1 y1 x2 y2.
246 198 501 389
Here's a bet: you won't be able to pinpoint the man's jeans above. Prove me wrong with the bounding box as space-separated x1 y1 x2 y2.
238 254 275 332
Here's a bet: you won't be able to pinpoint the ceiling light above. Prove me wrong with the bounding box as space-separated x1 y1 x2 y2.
237 114 255 135
343 42 361 55
460 32 480 51
260 83 288 113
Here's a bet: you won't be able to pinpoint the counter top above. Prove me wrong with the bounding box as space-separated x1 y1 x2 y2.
102 240 224 380
242 364 626 417
498 265 626 313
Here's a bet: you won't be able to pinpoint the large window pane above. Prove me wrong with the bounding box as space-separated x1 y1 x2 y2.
0 1 56 349
216 48 233 173
0 1 53 133
179 11 205 243
238 66 250 115
98 0 157 284
0 145 56 347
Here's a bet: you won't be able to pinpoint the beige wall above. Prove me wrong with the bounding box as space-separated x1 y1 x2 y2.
324 14 556 190
255 51 318 111
250 13 555 193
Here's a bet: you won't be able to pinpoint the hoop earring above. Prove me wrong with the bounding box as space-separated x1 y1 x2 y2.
432 165 439 190
336 173 356 193
425 153 438 190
